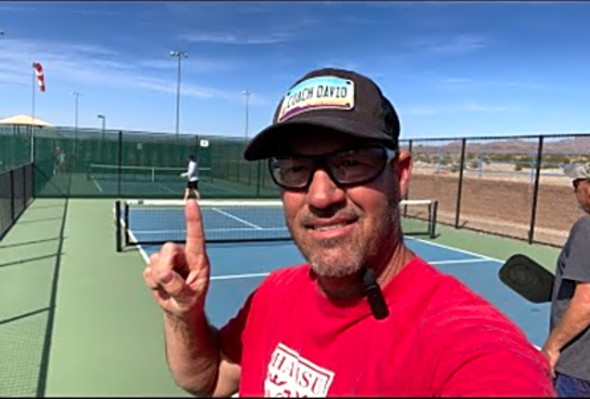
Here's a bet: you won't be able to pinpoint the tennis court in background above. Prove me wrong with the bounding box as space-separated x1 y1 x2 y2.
86 163 252 197
0 197 557 397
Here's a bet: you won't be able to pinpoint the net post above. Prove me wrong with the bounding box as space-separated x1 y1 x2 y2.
430 200 438 238
124 201 130 246
115 200 122 252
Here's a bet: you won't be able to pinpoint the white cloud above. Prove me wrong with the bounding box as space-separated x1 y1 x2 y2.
405 102 521 116
179 32 292 45
137 58 237 73
408 34 487 54
0 37 250 102
439 76 554 90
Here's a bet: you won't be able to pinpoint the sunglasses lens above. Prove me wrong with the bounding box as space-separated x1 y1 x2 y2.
270 157 312 189
269 147 388 189
329 147 387 185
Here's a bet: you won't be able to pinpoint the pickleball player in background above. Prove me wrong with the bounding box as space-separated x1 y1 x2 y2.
541 162 590 397
180 154 201 201
144 67 555 397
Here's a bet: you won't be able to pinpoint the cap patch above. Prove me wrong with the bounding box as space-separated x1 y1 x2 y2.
277 76 354 122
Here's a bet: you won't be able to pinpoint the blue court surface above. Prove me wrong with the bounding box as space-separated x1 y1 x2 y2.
125 204 549 348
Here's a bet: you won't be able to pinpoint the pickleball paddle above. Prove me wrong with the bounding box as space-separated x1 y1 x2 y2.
498 254 554 304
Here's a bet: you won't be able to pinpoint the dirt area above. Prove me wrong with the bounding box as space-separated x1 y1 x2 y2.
407 170 585 247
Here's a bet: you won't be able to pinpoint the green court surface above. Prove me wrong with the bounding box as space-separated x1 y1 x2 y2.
0 198 561 397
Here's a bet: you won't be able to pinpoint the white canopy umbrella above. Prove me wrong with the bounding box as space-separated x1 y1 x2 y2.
0 114 53 127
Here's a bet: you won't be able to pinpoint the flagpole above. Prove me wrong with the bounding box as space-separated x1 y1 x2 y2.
31 62 36 120
31 62 36 163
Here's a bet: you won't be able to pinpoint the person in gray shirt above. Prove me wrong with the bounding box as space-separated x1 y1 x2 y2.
542 162 590 397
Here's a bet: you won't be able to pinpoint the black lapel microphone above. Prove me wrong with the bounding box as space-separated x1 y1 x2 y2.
362 267 389 320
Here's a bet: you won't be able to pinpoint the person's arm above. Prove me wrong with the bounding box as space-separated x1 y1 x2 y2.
163 311 240 396
143 200 241 396
180 161 195 178
542 282 590 370
542 217 590 372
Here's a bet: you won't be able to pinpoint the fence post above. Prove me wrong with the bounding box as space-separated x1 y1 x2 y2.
455 138 467 228
10 170 14 222
117 130 123 197
528 135 544 244
256 161 262 197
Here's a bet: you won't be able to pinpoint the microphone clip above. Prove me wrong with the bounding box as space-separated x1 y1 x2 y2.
362 267 389 320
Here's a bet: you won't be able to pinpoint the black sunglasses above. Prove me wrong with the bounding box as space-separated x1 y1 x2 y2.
268 146 397 190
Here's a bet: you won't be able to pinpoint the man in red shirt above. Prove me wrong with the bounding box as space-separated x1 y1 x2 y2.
143 68 555 397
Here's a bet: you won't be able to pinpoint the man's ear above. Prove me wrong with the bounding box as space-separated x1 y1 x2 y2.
394 150 412 199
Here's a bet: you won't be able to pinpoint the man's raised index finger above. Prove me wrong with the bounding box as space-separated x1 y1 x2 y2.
185 199 206 255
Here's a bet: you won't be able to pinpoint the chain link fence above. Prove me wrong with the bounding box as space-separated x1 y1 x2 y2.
2 125 589 246
402 133 590 247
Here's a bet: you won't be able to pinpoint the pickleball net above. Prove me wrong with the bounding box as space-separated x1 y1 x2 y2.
114 198 438 252
88 163 212 183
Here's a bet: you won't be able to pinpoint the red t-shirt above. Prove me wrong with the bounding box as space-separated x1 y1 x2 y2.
219 257 555 397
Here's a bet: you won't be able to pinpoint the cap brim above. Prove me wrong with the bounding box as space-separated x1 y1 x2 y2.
244 115 395 161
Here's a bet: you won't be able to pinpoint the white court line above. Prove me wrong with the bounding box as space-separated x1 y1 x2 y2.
405 235 503 263
207 258 489 281
211 272 270 281
212 208 263 230
91 177 104 193
157 182 176 194
430 258 492 266
132 227 288 235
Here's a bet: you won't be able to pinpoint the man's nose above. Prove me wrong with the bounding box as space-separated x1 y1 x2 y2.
306 167 346 209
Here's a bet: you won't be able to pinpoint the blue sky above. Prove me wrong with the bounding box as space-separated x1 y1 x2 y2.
1 1 589 140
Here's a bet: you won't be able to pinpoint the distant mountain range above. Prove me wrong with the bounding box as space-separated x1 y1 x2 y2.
404 135 590 155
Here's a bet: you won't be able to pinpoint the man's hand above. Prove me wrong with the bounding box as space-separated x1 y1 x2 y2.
541 345 560 378
143 199 211 317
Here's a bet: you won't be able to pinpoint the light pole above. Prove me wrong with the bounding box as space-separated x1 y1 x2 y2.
97 113 106 147
97 114 106 139
169 50 188 142
242 89 251 141
72 91 83 159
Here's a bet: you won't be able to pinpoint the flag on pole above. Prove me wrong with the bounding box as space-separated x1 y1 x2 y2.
33 62 46 92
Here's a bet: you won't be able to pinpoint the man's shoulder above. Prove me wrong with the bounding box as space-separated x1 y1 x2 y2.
419 262 527 338
572 214 590 232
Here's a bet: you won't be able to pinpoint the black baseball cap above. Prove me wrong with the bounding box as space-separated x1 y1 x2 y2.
243 67 401 161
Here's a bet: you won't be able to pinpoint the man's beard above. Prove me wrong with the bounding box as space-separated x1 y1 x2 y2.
287 198 400 279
